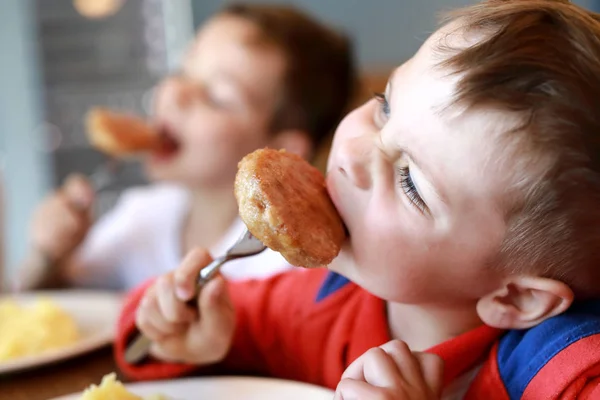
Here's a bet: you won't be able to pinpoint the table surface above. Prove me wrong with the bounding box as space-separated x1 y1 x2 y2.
0 346 118 400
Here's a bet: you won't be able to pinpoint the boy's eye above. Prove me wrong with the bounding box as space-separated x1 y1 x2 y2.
205 85 237 110
396 166 428 214
373 92 390 123
206 89 228 108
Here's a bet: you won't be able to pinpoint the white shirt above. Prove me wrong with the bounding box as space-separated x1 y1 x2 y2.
74 184 293 290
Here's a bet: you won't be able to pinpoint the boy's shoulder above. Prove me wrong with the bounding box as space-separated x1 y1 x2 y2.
227 269 387 351
470 300 600 399
227 269 389 386
229 269 364 317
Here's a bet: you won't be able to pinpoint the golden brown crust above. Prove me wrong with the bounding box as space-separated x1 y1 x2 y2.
235 148 346 268
86 108 160 157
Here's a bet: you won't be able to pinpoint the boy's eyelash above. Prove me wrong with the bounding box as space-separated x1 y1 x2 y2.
397 166 427 213
373 92 390 117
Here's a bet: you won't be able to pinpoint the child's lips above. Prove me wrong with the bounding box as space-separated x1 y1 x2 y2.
326 172 350 237
342 221 350 237
152 124 181 160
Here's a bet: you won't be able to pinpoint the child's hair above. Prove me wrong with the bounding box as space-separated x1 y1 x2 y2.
221 3 357 152
439 0 600 297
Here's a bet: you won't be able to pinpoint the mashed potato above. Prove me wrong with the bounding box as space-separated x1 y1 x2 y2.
79 373 143 400
80 373 166 400
0 298 80 361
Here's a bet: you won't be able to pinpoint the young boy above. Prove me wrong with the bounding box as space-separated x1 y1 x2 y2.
114 0 600 398
17 4 356 290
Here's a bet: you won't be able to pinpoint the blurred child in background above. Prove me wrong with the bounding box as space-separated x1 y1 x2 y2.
18 3 356 290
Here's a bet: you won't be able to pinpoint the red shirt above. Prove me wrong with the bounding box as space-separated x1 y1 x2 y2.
115 269 502 389
115 269 600 397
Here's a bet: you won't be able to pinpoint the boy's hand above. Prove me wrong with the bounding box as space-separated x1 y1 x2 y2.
30 174 94 262
135 248 236 365
334 341 444 400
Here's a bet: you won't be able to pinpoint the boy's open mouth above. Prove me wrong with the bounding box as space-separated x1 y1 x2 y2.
325 173 349 238
154 125 181 158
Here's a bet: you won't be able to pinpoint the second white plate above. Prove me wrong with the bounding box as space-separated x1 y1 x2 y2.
0 290 122 374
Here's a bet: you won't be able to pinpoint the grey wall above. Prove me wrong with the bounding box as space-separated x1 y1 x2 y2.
0 0 49 278
192 0 595 69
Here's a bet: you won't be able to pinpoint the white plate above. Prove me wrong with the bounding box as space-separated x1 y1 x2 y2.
53 376 335 400
0 290 122 374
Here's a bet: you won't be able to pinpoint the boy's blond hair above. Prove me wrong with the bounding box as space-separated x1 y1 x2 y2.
440 0 600 297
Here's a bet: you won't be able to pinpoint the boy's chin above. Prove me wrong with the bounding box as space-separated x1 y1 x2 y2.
327 243 352 274
143 165 226 188
143 162 179 183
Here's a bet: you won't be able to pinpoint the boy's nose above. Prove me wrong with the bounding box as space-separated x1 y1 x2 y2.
172 80 196 110
335 135 374 190
158 77 196 112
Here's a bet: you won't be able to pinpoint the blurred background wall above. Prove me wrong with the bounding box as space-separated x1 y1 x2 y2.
0 0 596 281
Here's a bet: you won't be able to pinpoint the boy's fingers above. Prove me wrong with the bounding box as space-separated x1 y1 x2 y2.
194 276 235 355
198 275 234 316
208 274 233 311
341 349 366 382
149 342 184 363
415 352 444 397
156 274 197 323
362 348 403 389
342 347 402 389
335 379 391 400
136 287 170 340
139 299 184 339
60 207 83 234
62 174 94 210
136 304 164 342
379 340 422 386
173 248 213 301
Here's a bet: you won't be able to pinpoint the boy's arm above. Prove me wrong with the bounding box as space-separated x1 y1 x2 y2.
574 380 600 399
114 279 198 380
17 251 66 290
530 333 600 399
18 224 127 291
17 188 137 291
113 278 263 381
114 269 327 381
16 251 79 290
466 308 600 400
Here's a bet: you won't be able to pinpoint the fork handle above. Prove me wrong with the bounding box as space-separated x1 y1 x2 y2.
124 256 229 364
184 256 227 307
199 256 227 283
123 334 153 365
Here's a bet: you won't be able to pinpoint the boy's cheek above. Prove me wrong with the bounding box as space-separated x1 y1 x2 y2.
151 78 176 113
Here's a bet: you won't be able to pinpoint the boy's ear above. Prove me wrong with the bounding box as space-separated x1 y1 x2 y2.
476 276 574 329
269 130 312 160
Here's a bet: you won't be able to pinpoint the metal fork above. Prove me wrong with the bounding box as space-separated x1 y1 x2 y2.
124 229 267 364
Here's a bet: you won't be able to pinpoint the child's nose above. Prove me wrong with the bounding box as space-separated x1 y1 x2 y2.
158 77 196 111
172 81 196 110
336 135 374 190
